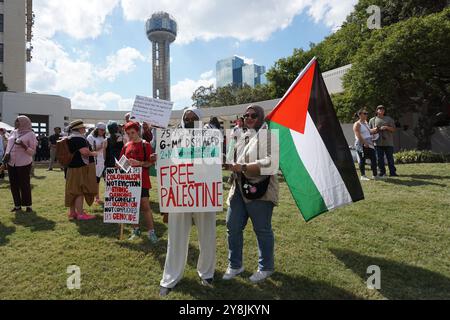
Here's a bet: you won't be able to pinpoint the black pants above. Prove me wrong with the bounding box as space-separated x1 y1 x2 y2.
7 164 32 207
357 147 377 177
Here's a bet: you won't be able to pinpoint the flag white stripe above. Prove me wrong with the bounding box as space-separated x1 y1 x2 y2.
290 113 353 210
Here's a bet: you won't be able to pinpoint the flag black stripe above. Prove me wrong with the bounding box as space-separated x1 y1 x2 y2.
307 63 364 203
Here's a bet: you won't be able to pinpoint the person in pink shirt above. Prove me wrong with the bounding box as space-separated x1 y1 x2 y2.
3 116 38 212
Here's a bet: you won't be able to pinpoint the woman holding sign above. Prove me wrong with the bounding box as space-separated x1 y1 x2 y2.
120 121 158 243
224 105 279 283
159 107 217 297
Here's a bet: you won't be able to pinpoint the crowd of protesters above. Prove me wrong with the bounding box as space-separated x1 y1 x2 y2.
0 104 400 297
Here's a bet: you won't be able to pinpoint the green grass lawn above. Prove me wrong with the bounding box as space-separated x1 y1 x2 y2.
0 163 449 300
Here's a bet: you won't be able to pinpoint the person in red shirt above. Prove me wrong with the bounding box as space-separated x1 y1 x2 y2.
120 121 158 243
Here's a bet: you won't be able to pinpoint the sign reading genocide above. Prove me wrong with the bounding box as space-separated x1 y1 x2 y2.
156 128 223 213
130 95 174 128
104 167 142 224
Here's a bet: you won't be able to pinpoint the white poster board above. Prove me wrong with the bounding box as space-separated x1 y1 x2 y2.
156 128 223 213
130 95 173 128
104 167 142 224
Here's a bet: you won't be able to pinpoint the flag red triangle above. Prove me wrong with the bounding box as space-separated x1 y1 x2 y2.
267 59 317 134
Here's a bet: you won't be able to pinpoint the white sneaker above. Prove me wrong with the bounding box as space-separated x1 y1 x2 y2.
249 270 274 283
222 267 245 280
360 176 371 181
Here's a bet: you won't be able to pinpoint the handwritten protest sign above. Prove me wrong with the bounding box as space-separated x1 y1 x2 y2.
104 167 142 224
130 95 173 128
156 128 223 213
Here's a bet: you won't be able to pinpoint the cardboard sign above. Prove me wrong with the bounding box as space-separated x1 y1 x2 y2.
156 128 223 213
104 167 142 224
131 95 173 128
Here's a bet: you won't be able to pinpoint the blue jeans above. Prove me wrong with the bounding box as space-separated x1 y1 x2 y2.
226 188 275 271
376 146 397 176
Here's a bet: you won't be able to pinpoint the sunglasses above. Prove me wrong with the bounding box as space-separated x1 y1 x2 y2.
244 113 258 120
184 117 197 123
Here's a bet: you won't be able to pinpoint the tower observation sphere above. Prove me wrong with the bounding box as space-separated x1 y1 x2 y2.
146 12 177 101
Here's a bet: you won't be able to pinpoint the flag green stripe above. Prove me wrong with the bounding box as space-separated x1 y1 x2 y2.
269 121 328 221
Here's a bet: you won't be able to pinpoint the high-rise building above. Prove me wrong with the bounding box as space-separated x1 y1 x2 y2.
216 56 244 88
216 56 266 88
146 12 177 101
242 64 266 88
0 0 33 92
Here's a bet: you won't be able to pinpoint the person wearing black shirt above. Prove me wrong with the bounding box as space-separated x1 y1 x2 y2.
48 127 62 171
65 120 97 221
104 121 124 168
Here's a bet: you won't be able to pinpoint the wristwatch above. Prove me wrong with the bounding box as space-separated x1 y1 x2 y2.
241 164 248 172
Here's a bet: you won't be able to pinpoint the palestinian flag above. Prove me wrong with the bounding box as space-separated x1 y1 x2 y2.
267 57 364 222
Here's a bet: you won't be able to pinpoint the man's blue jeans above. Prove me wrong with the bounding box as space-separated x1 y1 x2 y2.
376 146 397 176
226 188 275 272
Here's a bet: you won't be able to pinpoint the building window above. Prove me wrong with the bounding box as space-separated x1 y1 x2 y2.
0 43 3 63
0 14 3 33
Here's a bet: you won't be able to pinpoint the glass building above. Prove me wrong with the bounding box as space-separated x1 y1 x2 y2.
242 64 266 88
216 56 266 88
216 56 244 88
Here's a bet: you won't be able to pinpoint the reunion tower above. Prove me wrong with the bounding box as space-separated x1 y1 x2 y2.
146 12 178 101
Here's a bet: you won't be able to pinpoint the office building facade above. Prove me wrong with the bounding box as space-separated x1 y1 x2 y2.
216 56 245 88
0 0 33 92
216 55 266 88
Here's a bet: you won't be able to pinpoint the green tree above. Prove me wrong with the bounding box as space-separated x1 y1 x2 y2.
191 83 276 108
344 8 450 150
191 85 216 108
266 0 448 97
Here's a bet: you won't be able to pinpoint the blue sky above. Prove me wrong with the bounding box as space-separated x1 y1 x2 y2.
27 0 357 110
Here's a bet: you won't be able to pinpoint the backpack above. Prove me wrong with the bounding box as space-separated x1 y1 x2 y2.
56 137 74 167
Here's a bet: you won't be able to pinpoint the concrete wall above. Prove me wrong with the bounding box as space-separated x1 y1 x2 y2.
0 92 71 131
3 0 26 92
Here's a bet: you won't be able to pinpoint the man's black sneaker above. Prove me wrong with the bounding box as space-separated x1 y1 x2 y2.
390 173 399 177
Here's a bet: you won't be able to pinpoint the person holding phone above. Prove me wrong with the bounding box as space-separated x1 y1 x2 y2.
3 116 38 212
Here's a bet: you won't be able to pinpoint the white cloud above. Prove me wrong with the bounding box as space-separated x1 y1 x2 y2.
307 0 358 30
200 70 214 80
34 0 119 39
120 0 357 44
97 47 146 82
27 37 145 93
71 91 133 111
27 37 94 94
236 56 255 65
171 74 216 109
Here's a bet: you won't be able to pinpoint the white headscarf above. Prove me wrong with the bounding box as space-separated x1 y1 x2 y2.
180 107 203 128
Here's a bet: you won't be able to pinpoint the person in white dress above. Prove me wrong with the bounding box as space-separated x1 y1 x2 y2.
159 107 217 297
87 122 107 205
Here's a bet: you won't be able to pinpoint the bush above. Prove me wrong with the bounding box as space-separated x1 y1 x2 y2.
394 150 450 164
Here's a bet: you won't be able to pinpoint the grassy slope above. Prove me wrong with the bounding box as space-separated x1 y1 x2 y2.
0 164 449 300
